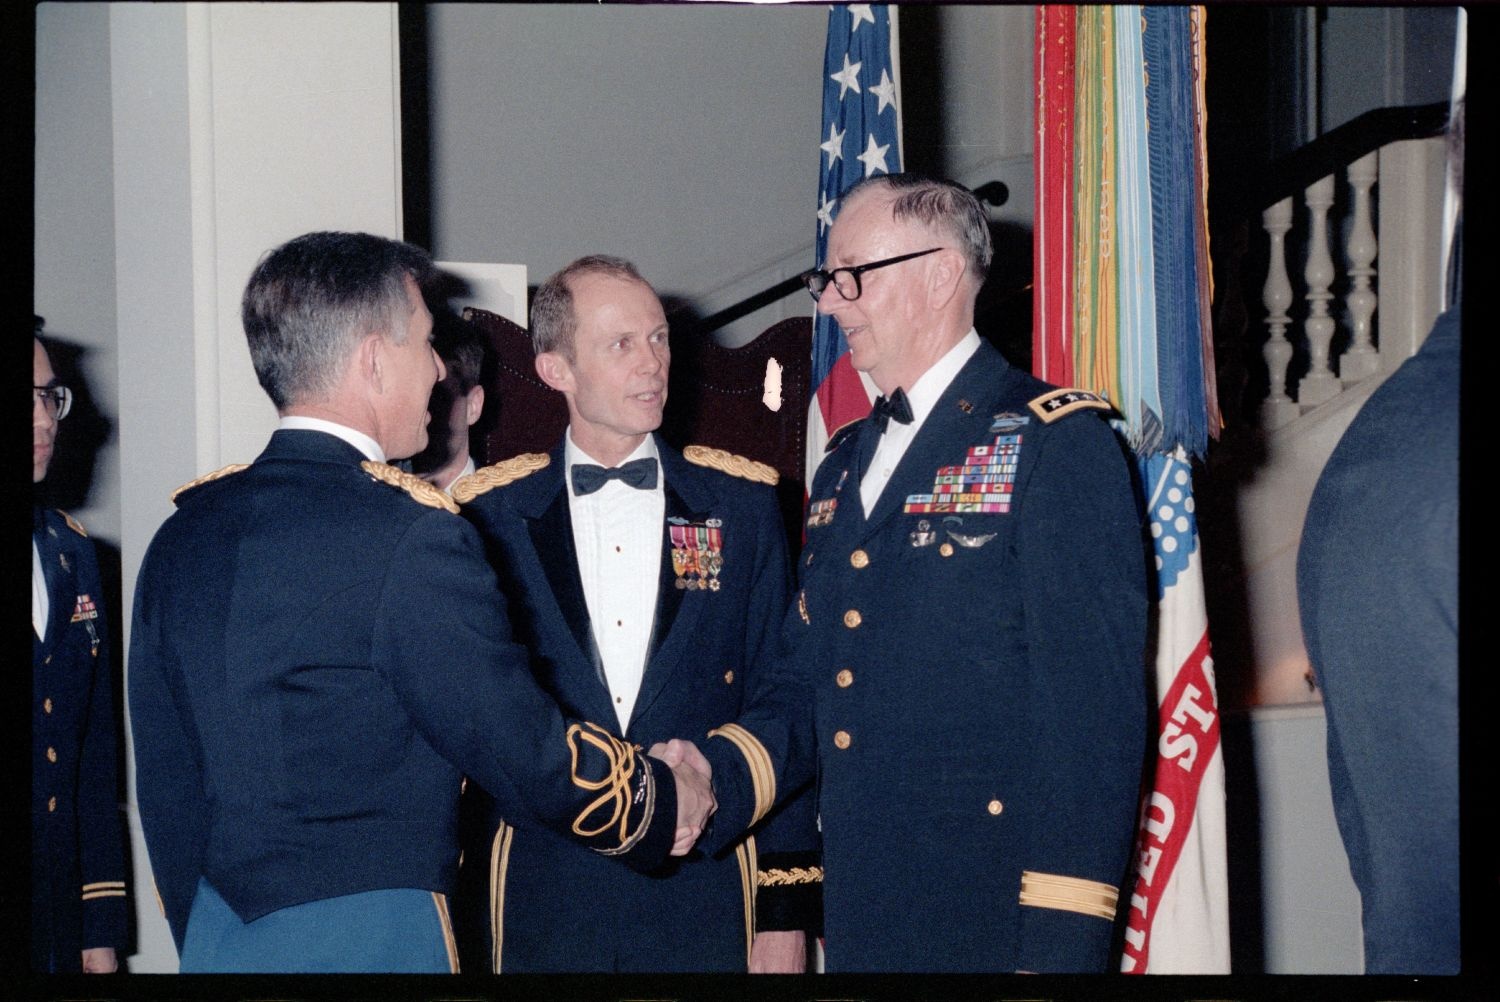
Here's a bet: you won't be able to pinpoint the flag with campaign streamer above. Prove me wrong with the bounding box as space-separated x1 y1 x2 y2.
807 3 902 487
1034 6 1229 972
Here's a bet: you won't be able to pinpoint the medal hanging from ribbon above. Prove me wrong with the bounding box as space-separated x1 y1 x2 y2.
669 518 725 591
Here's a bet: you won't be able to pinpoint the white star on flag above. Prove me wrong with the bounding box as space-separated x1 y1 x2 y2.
817 191 838 234
820 123 846 167
848 5 876 34
870 67 897 115
857 133 890 177
830 53 862 100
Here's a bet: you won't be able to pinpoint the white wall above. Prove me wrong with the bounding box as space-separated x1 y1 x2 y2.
35 3 120 541
428 7 1038 348
36 2 406 971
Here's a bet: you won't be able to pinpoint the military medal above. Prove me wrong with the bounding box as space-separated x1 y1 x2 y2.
806 498 837 529
909 519 937 547
668 516 725 591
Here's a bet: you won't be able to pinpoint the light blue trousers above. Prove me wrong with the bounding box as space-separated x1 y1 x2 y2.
179 878 456 973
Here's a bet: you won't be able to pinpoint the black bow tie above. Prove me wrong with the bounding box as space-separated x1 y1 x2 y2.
869 388 914 433
572 457 659 496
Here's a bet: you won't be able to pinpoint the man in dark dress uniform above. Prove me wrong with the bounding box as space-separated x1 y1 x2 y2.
32 331 128 973
679 175 1149 972
128 232 711 973
454 256 818 972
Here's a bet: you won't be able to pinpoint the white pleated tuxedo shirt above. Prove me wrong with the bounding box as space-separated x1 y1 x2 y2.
564 430 664 731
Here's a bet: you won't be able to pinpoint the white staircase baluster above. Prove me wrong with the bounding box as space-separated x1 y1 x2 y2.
1261 196 1299 429
1299 174 1339 408
1341 152 1380 384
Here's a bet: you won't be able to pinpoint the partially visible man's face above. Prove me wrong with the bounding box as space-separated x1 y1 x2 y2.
412 370 480 477
379 277 444 461
547 272 669 461
817 189 930 393
34 338 57 483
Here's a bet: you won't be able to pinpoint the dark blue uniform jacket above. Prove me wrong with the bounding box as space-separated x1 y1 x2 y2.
456 437 819 971
32 508 128 971
128 430 676 951
701 341 1148 972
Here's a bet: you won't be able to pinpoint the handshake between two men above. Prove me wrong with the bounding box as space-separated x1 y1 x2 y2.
649 738 717 856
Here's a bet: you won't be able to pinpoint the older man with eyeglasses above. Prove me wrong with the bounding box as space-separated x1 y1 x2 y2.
33 322 129 973
676 174 1150 972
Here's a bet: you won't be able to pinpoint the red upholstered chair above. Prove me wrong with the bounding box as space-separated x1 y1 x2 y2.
462 305 812 547
461 306 568 464
660 316 812 546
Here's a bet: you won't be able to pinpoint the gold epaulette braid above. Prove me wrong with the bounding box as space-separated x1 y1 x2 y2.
451 453 551 504
361 460 460 514
171 464 249 506
683 445 779 486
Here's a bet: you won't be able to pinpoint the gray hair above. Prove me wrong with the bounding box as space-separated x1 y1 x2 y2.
241 231 435 409
845 173 992 286
530 255 655 359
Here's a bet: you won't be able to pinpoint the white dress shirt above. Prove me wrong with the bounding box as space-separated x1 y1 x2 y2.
860 329 981 516
565 431 664 732
277 415 385 462
441 456 477 494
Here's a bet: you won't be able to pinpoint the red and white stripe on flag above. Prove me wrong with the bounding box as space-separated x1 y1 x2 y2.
1122 452 1230 972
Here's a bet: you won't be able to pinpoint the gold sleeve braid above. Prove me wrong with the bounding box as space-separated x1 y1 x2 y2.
682 445 779 485
705 723 775 827
451 453 550 503
1018 870 1120 920
566 722 654 856
361 460 461 513
170 463 249 505
756 865 824 886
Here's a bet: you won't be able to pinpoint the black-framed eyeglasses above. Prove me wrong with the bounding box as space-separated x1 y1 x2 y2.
801 247 945 303
34 385 72 420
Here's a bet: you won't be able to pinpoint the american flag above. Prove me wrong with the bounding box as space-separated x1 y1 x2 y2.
807 3 902 486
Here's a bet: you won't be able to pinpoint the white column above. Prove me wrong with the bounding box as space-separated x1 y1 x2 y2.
1376 136 1446 368
1298 174 1339 409
1261 197 1299 430
1340 152 1380 385
111 2 403 971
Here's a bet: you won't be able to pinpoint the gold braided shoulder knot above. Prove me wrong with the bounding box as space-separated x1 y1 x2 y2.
451 453 551 504
171 464 249 506
361 460 460 514
683 445 779 486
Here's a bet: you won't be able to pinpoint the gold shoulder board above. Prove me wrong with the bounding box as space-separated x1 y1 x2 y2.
1028 387 1115 424
683 445 779 486
59 511 88 537
450 453 550 504
171 464 249 506
361 460 461 514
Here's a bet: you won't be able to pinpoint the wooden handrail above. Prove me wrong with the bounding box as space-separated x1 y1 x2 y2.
1233 102 1448 218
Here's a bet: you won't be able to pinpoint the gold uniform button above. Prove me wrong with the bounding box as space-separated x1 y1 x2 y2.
43 698 53 714
849 549 869 569
48 797 57 813
988 799 1004 816
724 670 735 684
47 747 57 763
833 730 852 749
843 609 862 629
939 542 955 557
44 655 52 665
836 669 853 688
